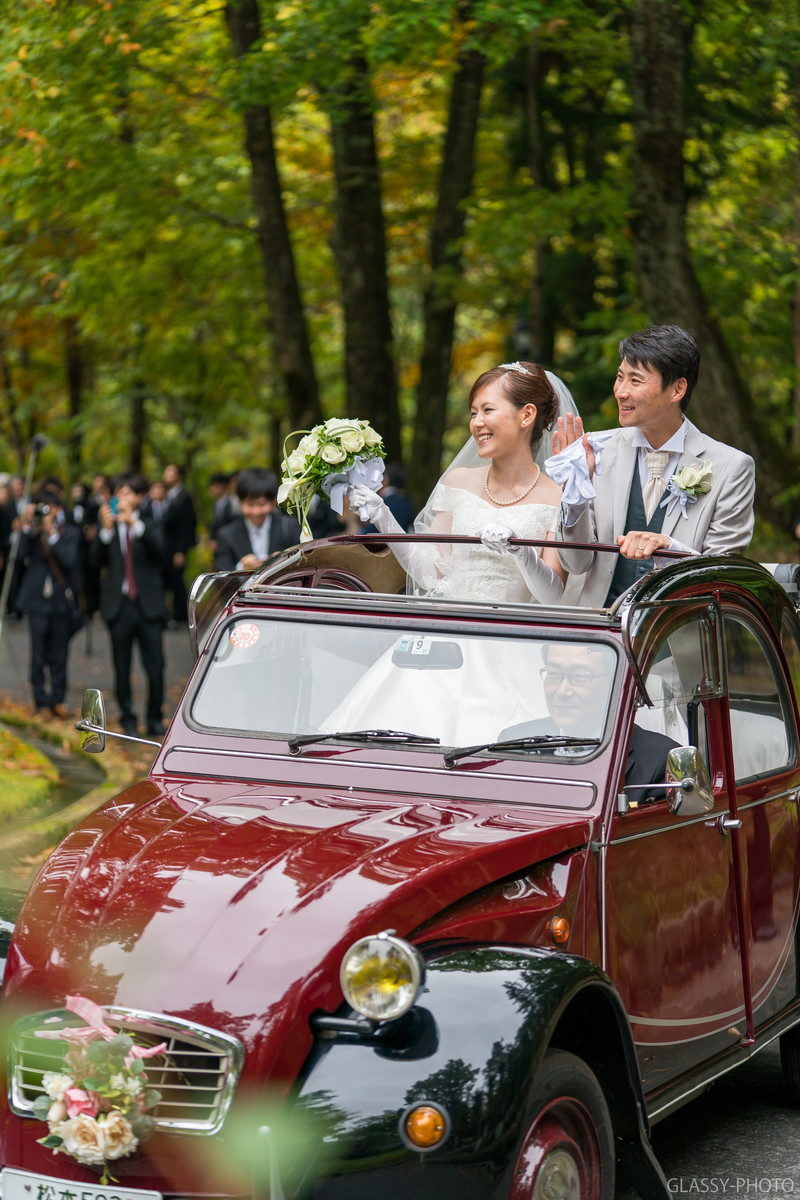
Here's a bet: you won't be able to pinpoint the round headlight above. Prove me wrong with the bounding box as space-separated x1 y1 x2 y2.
340 932 425 1022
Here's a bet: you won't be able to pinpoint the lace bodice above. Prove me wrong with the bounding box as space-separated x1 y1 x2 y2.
420 484 559 603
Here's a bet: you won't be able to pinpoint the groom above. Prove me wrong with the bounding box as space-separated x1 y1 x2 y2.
553 325 755 607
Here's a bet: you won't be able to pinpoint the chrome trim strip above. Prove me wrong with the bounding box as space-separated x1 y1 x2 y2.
163 744 597 794
736 786 797 811
244 583 616 626
9 1006 244 1137
606 808 724 845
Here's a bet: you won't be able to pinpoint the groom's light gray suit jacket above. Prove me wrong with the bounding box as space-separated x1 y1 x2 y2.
557 419 756 607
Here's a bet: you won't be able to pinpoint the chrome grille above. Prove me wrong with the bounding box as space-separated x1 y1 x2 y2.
8 1007 244 1135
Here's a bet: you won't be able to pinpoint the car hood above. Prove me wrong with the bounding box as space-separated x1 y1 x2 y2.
7 778 592 1083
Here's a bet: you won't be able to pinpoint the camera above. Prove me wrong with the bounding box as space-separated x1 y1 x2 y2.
29 503 51 536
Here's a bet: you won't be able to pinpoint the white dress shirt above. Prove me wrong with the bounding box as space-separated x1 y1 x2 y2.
237 516 271 568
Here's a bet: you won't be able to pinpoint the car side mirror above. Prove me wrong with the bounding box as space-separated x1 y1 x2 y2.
77 687 106 754
665 745 714 816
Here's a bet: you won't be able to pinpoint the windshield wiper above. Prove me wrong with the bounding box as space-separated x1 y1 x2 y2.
289 729 441 754
443 734 600 768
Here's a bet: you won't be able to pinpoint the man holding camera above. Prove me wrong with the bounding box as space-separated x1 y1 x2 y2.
17 491 81 718
92 473 167 739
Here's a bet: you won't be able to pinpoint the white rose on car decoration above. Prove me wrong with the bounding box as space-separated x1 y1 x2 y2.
32 995 166 1185
660 460 714 519
279 418 386 541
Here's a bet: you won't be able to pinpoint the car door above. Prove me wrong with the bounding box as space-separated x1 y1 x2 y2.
720 602 800 1030
603 603 749 1093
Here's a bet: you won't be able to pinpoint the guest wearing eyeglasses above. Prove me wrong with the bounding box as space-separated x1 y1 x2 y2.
501 642 677 795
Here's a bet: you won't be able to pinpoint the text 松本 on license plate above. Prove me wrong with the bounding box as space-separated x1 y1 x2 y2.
1 1167 162 1200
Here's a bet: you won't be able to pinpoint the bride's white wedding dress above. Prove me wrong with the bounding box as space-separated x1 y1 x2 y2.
321 485 559 744
415 483 559 602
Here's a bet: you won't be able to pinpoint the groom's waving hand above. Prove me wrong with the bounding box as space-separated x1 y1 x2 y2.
553 325 755 608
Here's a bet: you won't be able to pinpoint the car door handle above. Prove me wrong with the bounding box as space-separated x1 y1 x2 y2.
712 813 742 835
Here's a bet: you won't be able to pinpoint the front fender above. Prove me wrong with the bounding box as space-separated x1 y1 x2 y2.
289 945 652 1199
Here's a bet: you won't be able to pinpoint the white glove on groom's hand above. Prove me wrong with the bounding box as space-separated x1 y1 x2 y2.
348 484 386 525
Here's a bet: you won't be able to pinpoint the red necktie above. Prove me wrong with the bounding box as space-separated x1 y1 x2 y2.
123 530 138 600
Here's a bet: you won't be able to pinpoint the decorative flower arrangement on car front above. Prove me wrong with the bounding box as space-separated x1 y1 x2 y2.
661 460 714 518
278 418 385 541
33 995 166 1184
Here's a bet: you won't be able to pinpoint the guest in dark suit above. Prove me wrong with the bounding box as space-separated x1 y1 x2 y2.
501 642 678 797
91 472 168 738
208 473 239 548
17 491 81 717
214 468 300 572
162 463 197 625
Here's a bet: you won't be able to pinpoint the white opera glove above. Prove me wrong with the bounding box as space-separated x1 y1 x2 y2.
480 522 564 604
480 523 517 555
349 483 437 588
348 484 387 526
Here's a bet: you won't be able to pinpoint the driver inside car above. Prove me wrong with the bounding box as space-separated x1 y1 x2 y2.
500 643 679 796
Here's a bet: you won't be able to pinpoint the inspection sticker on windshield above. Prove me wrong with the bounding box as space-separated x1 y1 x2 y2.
397 636 433 656
230 622 260 649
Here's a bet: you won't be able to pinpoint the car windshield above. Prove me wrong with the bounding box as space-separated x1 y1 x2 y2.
190 616 618 758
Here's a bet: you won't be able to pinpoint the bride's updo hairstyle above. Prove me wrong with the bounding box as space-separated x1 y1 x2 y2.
468 361 559 454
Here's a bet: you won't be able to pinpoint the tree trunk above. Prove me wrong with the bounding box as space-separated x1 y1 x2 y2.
63 317 86 478
628 0 796 520
525 36 556 365
225 0 322 432
129 377 147 472
0 330 26 466
329 55 400 460
408 35 486 504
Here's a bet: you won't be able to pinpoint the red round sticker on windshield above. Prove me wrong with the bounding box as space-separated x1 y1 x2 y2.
229 622 260 649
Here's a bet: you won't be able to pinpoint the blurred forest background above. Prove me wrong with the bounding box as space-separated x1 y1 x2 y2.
2 0 799 550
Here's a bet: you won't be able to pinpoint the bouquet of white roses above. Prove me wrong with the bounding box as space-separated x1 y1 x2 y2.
33 995 166 1184
278 418 385 541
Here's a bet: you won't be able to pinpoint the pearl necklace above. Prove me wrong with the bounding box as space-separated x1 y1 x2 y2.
483 464 541 507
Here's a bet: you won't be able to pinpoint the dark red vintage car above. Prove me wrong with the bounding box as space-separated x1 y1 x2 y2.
1 536 800 1200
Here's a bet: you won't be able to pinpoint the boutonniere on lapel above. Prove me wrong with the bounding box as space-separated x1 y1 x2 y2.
660 461 713 518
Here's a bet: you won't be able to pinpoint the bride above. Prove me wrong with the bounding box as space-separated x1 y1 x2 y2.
318 363 581 745
349 360 577 605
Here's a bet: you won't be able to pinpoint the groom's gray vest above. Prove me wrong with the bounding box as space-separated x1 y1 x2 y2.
604 463 666 606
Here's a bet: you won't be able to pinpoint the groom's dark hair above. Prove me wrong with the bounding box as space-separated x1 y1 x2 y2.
619 325 700 410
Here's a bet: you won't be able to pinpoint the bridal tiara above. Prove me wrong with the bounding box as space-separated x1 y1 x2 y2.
498 361 533 376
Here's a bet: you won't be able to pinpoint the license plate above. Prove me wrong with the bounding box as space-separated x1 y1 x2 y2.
1 1167 162 1200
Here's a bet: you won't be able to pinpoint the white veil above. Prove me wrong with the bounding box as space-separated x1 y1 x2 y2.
414 368 580 535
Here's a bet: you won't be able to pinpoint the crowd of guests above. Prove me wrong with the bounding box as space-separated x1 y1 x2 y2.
0 461 415 736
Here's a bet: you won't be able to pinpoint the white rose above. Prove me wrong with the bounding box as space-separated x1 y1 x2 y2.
678 466 702 488
319 444 346 465
323 419 360 437
298 433 318 453
59 1114 106 1166
362 426 383 447
340 430 365 453
42 1072 73 1101
48 1100 67 1124
286 448 307 474
99 1111 138 1160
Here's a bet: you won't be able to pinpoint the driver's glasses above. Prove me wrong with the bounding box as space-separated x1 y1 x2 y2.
540 668 605 688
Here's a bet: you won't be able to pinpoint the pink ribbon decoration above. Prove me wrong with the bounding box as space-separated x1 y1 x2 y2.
35 995 167 1061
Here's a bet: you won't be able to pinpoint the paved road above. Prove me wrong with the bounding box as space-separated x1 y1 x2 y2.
0 611 195 726
647 1043 800 1191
